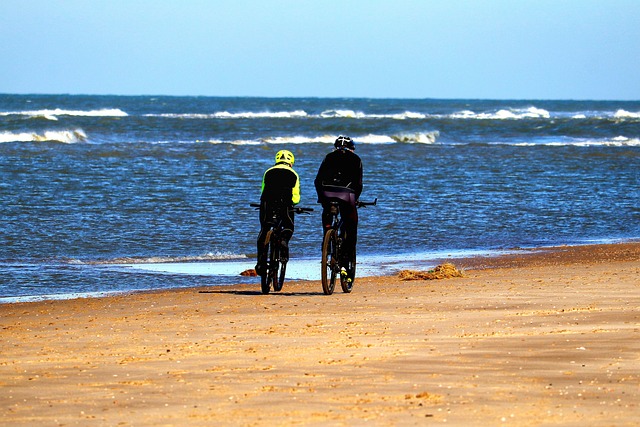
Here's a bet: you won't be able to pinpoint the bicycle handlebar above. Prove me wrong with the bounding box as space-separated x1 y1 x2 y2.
250 199 376 211
356 198 378 207
294 207 314 214
249 203 314 214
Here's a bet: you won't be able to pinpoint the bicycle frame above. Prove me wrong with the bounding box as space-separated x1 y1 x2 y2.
320 198 377 295
251 203 312 294
321 202 347 295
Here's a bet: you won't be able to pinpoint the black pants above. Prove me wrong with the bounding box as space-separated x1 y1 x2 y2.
320 190 358 262
256 200 294 265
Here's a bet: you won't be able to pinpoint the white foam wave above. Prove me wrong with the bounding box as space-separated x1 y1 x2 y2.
571 137 640 147
228 132 439 145
356 134 396 144
144 107 639 122
147 110 308 119
0 129 88 143
614 109 640 119
319 109 428 120
451 106 551 120
391 131 440 144
0 291 124 304
512 136 640 147
0 108 128 119
147 110 429 120
218 110 307 119
354 132 439 144
320 109 366 119
229 139 262 146
262 135 336 144
85 252 247 265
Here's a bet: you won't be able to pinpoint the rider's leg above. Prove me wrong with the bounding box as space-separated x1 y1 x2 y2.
341 199 359 265
256 226 268 275
255 202 271 274
321 203 332 231
280 208 295 263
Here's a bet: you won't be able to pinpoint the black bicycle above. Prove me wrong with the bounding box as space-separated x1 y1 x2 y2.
251 203 313 294
321 198 377 295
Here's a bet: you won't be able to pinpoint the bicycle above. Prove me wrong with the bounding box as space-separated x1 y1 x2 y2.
321 198 377 295
251 203 313 294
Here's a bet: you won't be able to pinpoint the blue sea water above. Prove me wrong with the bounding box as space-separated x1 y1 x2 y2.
1 94 639 301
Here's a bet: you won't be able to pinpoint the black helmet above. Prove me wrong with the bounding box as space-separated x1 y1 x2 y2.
334 135 355 150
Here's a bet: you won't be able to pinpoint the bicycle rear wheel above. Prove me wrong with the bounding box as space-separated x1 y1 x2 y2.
321 229 337 295
260 230 274 294
270 234 286 292
268 254 279 292
340 254 356 293
274 259 286 292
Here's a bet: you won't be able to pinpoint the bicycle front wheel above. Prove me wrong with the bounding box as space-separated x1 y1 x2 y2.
260 230 274 294
321 229 337 295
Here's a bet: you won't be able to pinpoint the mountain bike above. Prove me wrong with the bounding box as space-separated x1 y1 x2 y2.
321 198 377 295
251 203 313 294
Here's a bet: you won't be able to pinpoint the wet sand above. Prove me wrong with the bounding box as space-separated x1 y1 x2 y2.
1 243 639 426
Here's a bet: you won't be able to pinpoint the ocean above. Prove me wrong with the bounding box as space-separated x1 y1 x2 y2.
1 94 639 302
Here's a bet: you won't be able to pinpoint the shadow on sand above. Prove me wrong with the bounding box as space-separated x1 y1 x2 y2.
199 289 325 296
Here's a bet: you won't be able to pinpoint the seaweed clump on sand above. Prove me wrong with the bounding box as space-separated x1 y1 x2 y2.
398 263 464 280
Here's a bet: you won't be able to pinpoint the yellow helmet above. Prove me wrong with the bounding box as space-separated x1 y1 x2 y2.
275 149 295 166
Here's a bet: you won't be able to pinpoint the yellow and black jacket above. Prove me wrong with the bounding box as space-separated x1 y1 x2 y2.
260 163 300 205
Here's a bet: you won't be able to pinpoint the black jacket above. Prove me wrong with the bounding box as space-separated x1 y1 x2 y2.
314 149 363 200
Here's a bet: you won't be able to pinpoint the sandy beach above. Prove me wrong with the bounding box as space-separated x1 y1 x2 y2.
1 243 639 426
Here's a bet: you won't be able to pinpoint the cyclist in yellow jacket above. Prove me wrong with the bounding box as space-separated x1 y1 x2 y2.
255 150 300 275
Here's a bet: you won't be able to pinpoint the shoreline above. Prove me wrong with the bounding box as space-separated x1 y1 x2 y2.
1 242 639 425
451 240 640 269
2 241 639 305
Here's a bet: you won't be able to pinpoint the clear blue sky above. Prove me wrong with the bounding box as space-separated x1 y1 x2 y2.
2 0 639 100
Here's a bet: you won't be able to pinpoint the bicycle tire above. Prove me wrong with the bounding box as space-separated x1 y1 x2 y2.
341 254 356 293
274 259 286 292
267 236 280 292
321 229 337 295
260 230 274 294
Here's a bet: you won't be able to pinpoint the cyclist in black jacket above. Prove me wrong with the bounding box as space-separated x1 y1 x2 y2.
255 150 300 276
314 136 363 264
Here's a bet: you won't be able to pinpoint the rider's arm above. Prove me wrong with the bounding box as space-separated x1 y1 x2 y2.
260 170 267 196
313 161 324 195
354 157 363 200
292 170 301 205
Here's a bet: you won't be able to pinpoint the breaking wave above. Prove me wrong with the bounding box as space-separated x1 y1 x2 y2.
318 110 428 119
83 252 248 265
146 110 308 119
450 107 551 120
4 106 635 123
144 106 640 122
510 136 640 147
0 108 128 120
614 109 640 119
179 133 639 147
147 110 431 120
209 131 441 145
0 129 88 143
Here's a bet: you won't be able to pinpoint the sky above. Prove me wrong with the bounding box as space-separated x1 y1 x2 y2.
1 0 639 100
